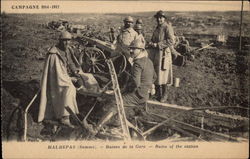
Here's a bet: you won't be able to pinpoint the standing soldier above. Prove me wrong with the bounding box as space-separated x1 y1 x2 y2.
114 16 138 64
134 24 146 50
148 10 176 102
136 18 143 25
112 16 139 91
109 27 116 44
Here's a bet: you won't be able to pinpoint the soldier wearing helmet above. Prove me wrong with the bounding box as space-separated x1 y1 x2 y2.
38 31 81 128
115 16 138 63
134 24 146 50
86 39 156 135
136 18 143 25
148 10 177 102
111 16 139 93
125 38 156 103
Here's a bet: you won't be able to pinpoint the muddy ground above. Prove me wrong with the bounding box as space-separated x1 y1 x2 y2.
1 12 249 141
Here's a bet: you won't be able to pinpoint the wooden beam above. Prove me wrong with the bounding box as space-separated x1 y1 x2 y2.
147 100 249 128
151 113 248 142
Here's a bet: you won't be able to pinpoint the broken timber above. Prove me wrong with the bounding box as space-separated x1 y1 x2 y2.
147 100 249 130
150 112 248 142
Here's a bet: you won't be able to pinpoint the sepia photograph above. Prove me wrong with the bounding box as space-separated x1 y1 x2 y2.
1 0 249 158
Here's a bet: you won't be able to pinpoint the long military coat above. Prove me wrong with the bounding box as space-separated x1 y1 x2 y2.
148 22 175 85
38 46 79 122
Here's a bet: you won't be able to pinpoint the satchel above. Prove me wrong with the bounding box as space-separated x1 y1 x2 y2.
161 49 169 70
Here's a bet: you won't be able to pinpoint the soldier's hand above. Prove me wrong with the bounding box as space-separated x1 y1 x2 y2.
150 89 156 96
153 43 158 48
150 84 156 95
148 42 154 47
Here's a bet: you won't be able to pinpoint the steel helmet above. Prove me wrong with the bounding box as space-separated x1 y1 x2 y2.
129 38 145 49
154 10 167 18
134 24 143 30
123 16 134 23
136 18 143 24
60 31 72 40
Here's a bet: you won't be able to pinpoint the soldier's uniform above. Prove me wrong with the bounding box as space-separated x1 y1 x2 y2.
150 21 175 86
90 39 156 133
134 24 146 56
123 50 156 106
148 10 176 102
116 27 138 60
137 34 146 51
176 36 191 56
38 31 79 128
114 16 139 91
56 46 79 77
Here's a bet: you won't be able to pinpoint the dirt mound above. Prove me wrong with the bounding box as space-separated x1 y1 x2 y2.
1 88 20 139
169 48 248 115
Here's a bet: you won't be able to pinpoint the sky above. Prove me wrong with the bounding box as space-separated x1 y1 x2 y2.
1 1 249 13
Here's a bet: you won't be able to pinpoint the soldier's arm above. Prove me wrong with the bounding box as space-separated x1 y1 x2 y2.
158 24 175 49
153 70 157 83
68 47 81 76
131 61 143 89
166 24 175 46
120 32 131 46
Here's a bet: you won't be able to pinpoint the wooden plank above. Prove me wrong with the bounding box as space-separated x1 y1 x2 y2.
147 100 249 125
171 120 248 142
148 100 191 111
107 59 131 141
171 125 202 140
151 113 248 142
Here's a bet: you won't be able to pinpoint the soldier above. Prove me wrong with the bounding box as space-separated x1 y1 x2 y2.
109 27 116 43
176 36 191 56
134 24 146 50
136 18 143 25
87 39 156 135
38 31 81 128
114 16 138 63
148 10 177 102
111 16 139 91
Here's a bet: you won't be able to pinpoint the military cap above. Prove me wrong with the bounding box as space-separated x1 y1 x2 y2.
136 18 143 24
60 31 72 40
123 16 134 23
134 24 143 30
129 38 145 49
154 10 167 18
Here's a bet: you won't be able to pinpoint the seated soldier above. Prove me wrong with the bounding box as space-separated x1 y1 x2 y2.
176 36 191 56
86 39 156 135
38 31 82 128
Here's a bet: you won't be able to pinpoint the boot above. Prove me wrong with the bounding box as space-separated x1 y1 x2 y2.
86 108 117 135
160 85 168 103
60 116 74 128
96 110 116 130
156 85 163 101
